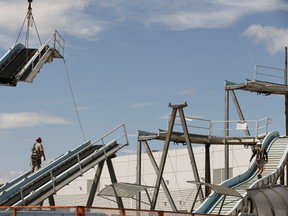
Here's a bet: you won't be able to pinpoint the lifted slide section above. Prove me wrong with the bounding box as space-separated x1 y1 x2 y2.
0 30 64 86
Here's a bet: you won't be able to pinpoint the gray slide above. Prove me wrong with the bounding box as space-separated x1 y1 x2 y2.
0 125 128 207
195 131 288 215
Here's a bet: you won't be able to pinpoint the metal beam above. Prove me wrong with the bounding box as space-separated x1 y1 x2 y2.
191 184 202 212
218 195 226 215
106 158 124 209
178 107 204 202
230 89 255 154
224 84 230 180
230 90 251 137
150 103 177 210
143 141 177 212
205 144 211 197
86 160 105 207
284 46 288 186
140 130 260 145
136 140 142 209
48 195 55 207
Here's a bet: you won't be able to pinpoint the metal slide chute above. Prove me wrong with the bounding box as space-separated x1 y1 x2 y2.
0 44 36 85
0 140 93 205
194 130 288 214
228 137 288 215
17 30 64 83
0 31 64 86
0 0 65 87
0 124 128 207
0 43 26 75
15 140 125 206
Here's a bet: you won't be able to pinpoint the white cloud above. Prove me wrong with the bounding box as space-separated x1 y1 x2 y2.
130 102 154 108
178 89 196 96
242 24 288 55
144 0 288 30
159 113 170 120
148 10 239 30
0 112 70 129
0 0 104 48
34 0 104 38
0 0 287 49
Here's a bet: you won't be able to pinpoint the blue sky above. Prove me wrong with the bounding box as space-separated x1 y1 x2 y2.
0 0 287 182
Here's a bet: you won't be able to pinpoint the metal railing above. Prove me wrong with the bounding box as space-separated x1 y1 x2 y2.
253 64 287 85
173 116 270 138
93 123 129 147
42 30 65 58
0 205 225 216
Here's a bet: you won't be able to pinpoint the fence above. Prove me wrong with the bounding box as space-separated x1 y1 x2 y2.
0 206 222 216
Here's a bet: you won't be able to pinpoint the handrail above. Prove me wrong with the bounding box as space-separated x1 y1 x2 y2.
173 115 270 138
0 205 208 216
92 123 129 147
44 30 65 58
253 64 287 84
52 30 65 57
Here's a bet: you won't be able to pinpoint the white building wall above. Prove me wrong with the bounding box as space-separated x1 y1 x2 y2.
51 144 251 211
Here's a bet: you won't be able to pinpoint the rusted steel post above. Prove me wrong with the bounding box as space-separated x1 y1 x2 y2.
75 206 85 216
121 208 126 216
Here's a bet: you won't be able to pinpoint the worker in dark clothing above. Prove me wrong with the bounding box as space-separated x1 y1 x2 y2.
31 137 46 173
250 142 268 179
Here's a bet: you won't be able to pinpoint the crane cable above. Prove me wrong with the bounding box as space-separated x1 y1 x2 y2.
15 1 87 142
15 0 42 47
63 59 87 142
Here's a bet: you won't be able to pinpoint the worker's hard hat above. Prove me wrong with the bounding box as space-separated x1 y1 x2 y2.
36 137 42 142
256 141 261 146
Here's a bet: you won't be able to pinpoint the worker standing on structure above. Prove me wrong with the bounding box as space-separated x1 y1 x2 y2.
250 142 268 179
31 137 46 173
